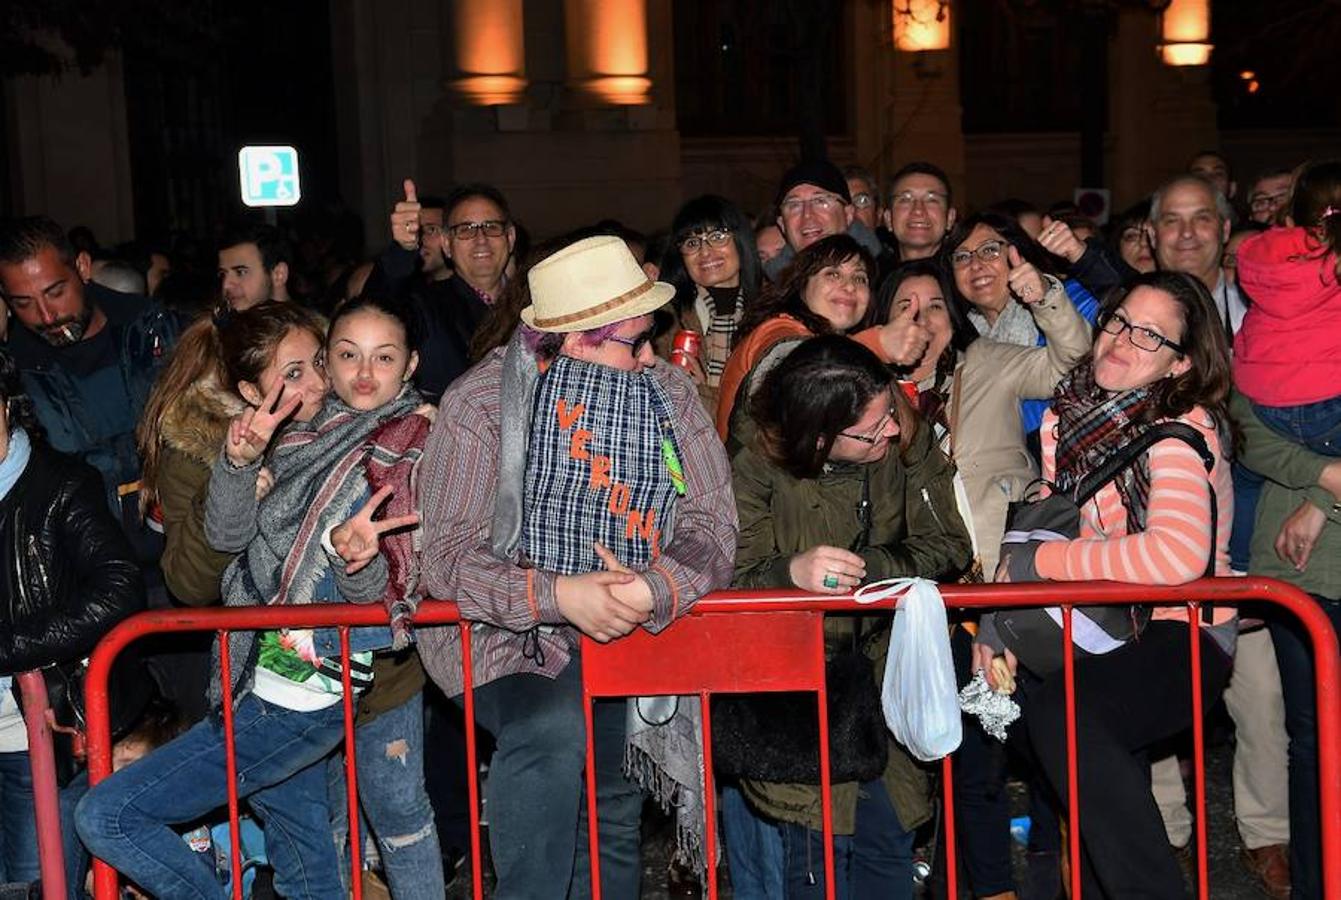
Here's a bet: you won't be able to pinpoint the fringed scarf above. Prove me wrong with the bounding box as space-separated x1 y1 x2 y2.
211 388 426 707
1051 360 1157 532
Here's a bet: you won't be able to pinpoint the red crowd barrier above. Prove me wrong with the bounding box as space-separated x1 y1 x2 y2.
13 671 67 900
78 577 1340 899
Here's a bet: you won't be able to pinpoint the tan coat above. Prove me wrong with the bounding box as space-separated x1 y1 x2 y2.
947 279 1092 575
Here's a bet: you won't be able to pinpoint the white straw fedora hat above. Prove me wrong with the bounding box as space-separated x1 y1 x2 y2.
521 235 675 333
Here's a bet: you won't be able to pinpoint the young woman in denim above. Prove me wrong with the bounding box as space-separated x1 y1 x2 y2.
77 296 439 900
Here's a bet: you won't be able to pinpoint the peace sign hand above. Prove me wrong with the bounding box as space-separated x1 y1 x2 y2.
224 380 303 467
391 178 422 251
1006 245 1048 306
329 485 421 575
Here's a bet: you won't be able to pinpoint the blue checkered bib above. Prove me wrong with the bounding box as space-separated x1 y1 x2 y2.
521 356 682 575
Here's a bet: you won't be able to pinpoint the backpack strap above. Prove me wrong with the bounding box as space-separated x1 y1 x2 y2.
1073 422 1220 616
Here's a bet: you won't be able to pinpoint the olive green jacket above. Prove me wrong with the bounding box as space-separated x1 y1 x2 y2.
731 422 972 834
1232 391 1341 598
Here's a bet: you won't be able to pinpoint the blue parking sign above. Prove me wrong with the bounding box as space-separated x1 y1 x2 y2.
238 146 301 208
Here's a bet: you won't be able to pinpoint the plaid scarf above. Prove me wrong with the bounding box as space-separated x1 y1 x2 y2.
522 356 681 575
1052 360 1157 532
212 389 425 707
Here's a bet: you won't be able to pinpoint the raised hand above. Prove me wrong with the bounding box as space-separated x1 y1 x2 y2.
330 485 421 575
788 544 867 594
877 294 931 366
391 178 422 251
1038 215 1087 265
1006 245 1048 305
224 379 303 467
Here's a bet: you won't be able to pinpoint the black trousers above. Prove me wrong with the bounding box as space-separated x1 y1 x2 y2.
1015 621 1233 899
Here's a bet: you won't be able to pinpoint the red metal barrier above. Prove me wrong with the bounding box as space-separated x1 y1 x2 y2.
79 577 1341 899
14 671 67 900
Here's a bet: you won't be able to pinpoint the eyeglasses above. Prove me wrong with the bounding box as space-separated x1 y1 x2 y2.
1100 310 1186 355
605 328 656 358
1249 191 1289 212
891 190 948 209
839 397 898 445
950 239 1005 268
780 193 844 218
446 219 508 240
678 229 733 254
851 192 875 210
420 223 444 238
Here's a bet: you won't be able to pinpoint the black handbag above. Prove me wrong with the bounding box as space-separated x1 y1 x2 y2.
710 468 889 784
993 422 1216 675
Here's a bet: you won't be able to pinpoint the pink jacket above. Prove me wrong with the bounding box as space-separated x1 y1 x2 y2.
1234 226 1341 405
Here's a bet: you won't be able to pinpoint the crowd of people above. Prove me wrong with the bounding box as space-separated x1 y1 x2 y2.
0 146 1337 900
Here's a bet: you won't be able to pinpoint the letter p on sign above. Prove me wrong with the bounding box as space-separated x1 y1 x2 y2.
238 146 301 208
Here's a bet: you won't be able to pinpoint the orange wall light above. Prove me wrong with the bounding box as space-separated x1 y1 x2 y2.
1160 0 1213 66
451 0 528 105
893 0 951 52
565 0 653 104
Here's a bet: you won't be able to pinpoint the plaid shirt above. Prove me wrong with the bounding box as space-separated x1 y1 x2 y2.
416 347 738 696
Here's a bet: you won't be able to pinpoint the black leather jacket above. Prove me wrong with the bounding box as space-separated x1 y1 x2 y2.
0 447 145 674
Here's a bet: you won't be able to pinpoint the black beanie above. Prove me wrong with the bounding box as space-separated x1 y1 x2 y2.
775 160 852 207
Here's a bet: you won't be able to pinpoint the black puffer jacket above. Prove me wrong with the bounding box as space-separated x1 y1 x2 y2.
0 447 145 673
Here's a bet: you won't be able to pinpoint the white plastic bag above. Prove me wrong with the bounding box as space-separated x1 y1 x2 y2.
855 577 962 761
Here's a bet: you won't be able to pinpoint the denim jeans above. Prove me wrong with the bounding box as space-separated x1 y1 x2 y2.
1231 396 1341 571
0 752 39 884
328 689 444 900
76 694 348 900
456 659 643 900
720 778 914 900
1270 593 1341 900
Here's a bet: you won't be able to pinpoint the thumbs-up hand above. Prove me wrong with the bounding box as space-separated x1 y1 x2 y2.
878 292 931 366
1038 215 1087 265
330 486 420 574
1006 244 1048 306
391 178 422 251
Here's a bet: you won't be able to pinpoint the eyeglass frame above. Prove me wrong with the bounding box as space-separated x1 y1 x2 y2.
604 327 656 358
678 228 734 255
850 191 875 210
950 239 1006 268
889 189 949 209
1099 309 1186 356
445 219 509 241
1248 191 1289 212
838 391 899 445
779 193 846 218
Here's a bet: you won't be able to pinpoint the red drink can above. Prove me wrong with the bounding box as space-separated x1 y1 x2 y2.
671 330 702 369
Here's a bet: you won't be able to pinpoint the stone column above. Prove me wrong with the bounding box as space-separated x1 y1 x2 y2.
563 0 653 105
448 0 528 105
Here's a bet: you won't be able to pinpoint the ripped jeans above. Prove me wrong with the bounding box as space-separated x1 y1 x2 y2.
328 689 444 900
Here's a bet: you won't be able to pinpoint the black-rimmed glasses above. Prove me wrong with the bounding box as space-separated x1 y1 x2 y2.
1100 310 1186 355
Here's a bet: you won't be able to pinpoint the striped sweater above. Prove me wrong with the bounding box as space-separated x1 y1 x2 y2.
1034 406 1238 646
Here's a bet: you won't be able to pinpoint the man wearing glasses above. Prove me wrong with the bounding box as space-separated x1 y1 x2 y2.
1246 168 1294 225
882 161 958 263
764 159 890 282
370 179 518 402
417 234 736 898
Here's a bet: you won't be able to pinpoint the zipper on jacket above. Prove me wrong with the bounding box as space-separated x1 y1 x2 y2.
26 534 50 596
921 487 945 531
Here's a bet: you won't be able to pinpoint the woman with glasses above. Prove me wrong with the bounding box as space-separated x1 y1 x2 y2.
974 271 1238 899
655 195 761 409
944 212 1102 453
724 335 971 899
716 234 930 456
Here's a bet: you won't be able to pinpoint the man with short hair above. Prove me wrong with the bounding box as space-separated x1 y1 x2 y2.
1247 168 1294 225
765 159 888 281
217 223 292 310
370 178 516 402
417 234 736 898
416 195 452 283
884 161 957 262
0 216 179 553
1188 149 1237 203
842 164 882 232
1148 174 1244 337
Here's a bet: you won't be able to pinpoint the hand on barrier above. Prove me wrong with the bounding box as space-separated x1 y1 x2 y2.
593 542 654 619
1006 244 1048 304
225 379 303 467
330 485 420 574
789 544 866 594
391 178 422 251
877 294 930 366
